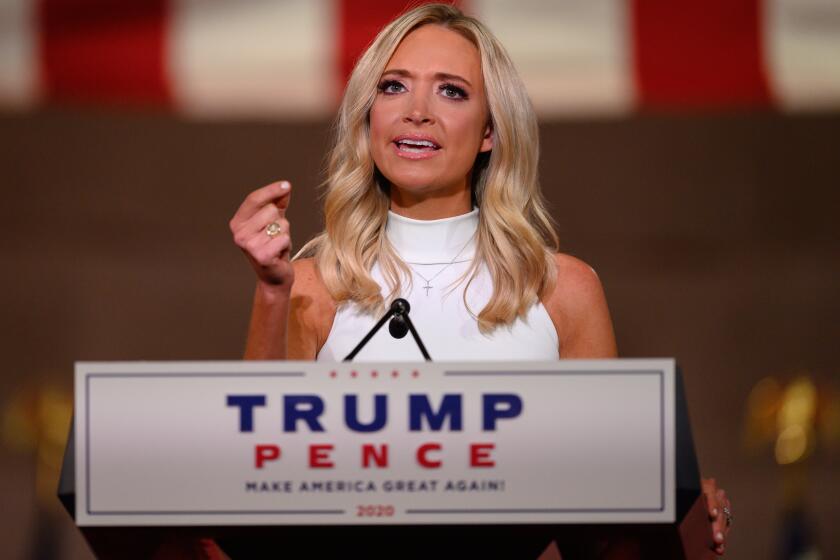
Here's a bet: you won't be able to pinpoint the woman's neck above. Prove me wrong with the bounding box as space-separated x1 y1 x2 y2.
389 187 472 220
386 206 479 264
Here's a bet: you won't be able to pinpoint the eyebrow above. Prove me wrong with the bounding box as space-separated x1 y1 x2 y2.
380 68 473 88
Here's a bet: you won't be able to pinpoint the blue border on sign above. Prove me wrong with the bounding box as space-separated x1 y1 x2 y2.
83 368 668 518
84 371 346 516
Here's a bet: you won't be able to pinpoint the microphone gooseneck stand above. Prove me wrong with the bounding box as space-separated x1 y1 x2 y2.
343 298 432 361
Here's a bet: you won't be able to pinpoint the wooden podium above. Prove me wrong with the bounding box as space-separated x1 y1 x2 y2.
58 360 716 559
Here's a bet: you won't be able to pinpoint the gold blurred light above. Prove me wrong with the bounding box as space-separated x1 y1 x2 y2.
775 424 809 465
772 376 818 465
744 372 838 465
745 376 783 449
778 376 817 430
748 376 783 419
1 383 73 511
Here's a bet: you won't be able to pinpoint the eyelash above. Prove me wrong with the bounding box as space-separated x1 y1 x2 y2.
377 80 469 100
378 80 405 94
440 83 468 100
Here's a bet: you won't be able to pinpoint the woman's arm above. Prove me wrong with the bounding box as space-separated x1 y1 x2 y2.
232 181 334 360
285 258 336 360
243 281 292 359
242 259 336 360
230 181 294 358
541 253 618 358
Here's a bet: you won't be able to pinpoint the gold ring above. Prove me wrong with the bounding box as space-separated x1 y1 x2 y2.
265 222 282 237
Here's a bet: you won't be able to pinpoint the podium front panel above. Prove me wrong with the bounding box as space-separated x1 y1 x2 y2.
74 359 675 527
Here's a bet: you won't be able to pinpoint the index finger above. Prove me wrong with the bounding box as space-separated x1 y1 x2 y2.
273 181 292 213
702 479 719 518
236 181 292 220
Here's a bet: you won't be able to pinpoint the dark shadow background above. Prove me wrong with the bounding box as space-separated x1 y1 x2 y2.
1 108 838 558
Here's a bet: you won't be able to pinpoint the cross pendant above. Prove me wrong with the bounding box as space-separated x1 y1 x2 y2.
422 282 433 296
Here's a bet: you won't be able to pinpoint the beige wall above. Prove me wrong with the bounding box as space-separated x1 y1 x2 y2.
1 109 838 558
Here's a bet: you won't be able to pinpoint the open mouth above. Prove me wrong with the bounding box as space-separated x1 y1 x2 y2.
393 138 441 153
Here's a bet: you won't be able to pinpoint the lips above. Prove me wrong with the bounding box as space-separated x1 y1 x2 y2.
392 134 441 156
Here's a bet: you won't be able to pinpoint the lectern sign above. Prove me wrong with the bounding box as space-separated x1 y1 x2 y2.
74 359 675 526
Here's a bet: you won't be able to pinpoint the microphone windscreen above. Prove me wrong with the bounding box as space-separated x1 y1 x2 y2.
388 316 409 339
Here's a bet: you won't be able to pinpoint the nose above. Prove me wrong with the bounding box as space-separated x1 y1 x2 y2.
403 92 434 125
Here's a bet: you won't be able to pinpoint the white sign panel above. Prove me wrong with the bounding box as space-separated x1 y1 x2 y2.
74 359 675 526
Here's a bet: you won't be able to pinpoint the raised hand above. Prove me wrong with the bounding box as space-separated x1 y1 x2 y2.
230 181 294 290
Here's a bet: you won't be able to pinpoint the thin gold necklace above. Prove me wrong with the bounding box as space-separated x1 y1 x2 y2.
406 235 474 296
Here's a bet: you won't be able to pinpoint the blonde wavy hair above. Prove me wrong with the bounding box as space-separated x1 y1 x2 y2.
297 3 559 333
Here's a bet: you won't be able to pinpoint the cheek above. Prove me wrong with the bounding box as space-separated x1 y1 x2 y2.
447 109 487 161
368 108 387 165
369 100 396 141
369 105 396 163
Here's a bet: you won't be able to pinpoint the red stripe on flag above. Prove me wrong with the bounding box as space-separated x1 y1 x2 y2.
632 0 770 109
337 0 462 90
38 0 169 106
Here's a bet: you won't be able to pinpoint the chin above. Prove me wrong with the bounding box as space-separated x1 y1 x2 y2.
389 174 445 194
381 167 437 191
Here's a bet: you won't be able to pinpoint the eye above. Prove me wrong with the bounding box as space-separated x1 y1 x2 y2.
439 83 468 100
378 79 406 95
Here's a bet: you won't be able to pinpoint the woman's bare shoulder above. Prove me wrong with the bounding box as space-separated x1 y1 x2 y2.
541 253 618 358
288 257 337 359
545 253 604 306
292 258 330 296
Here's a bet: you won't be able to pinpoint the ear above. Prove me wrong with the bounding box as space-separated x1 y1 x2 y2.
479 121 494 153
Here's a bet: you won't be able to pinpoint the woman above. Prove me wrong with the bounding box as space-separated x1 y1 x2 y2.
230 3 731 556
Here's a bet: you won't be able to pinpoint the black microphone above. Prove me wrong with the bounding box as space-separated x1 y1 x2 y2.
343 298 431 362
388 299 410 338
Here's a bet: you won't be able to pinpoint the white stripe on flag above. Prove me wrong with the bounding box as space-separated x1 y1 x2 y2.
765 0 840 111
0 0 39 108
471 0 635 118
168 0 335 119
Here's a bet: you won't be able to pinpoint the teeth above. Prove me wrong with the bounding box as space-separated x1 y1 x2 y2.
398 139 437 148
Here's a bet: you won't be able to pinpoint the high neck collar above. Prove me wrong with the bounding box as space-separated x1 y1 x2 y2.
386 208 478 264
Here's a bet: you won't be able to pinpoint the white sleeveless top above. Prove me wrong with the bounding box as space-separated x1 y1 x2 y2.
316 208 560 362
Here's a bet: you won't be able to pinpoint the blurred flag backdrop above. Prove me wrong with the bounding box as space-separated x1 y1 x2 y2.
1 0 839 118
